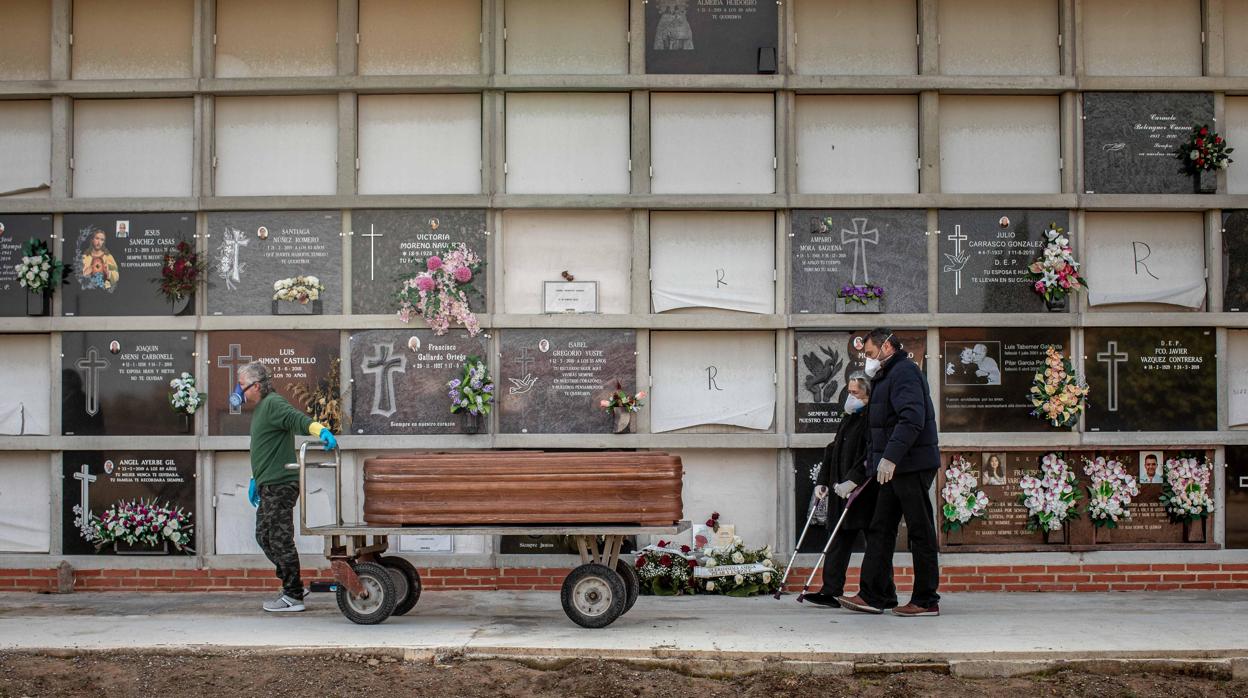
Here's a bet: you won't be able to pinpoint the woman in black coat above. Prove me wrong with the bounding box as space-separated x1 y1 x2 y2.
804 373 878 608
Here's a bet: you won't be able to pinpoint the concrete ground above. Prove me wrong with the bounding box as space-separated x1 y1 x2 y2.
1 591 1246 677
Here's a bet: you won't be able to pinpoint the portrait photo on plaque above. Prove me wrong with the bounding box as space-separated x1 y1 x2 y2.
61 213 195 317
981 453 1007 486
939 327 1067 433
1138 450 1165 484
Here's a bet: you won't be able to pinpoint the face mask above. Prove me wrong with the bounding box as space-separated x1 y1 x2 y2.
844 395 866 414
864 358 881 378
229 383 248 409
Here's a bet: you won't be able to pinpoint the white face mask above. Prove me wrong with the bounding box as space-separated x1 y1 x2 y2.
844 394 866 414
864 358 882 378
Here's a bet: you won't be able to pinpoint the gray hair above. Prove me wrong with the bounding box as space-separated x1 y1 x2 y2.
847 371 871 396
238 361 274 398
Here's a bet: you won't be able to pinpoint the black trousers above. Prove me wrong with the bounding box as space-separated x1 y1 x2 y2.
858 469 940 610
816 527 864 597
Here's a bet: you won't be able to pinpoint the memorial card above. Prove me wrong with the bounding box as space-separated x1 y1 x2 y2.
791 210 927 315
940 327 1067 432
206 211 342 316
938 210 1067 313
62 450 196 555
1084 327 1216 432
795 329 927 433
61 213 195 316
1083 92 1215 194
645 0 779 74
0 214 53 316
207 331 339 436
61 332 195 436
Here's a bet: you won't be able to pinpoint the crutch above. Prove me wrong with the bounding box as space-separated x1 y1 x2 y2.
794 483 868 603
772 490 824 599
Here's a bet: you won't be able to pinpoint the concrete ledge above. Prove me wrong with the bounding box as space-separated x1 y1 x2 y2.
950 657 1238 680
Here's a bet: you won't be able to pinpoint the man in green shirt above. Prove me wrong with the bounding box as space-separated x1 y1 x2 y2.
236 362 337 613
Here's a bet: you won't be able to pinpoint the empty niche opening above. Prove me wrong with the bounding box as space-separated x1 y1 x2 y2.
0 0 51 80
939 95 1060 194
795 95 919 194
0 454 51 553
505 93 631 195
937 0 1059 76
0 100 51 197
215 0 337 78
358 94 482 195
1084 211 1206 311
213 95 338 197
650 93 775 194
500 210 632 314
358 0 481 75
504 0 628 75
793 0 916 76
71 0 193 79
649 331 776 433
650 211 776 314
72 98 194 198
1081 0 1202 77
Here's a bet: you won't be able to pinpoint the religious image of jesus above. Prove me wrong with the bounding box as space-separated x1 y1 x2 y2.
79 228 119 292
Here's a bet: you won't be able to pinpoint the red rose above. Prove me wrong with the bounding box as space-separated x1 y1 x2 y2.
1216 136 1223 144
1200 127 1209 136
658 539 668 548
635 556 646 568
680 545 691 554
1196 138 1204 147
711 512 720 520
705 519 716 527
659 554 672 568
687 558 697 569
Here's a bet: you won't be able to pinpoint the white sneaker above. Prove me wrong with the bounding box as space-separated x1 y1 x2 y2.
263 594 305 612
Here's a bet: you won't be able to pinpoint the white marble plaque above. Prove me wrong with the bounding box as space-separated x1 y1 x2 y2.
650 331 776 433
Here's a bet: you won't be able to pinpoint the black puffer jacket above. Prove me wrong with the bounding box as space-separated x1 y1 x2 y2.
816 411 877 530
867 352 940 475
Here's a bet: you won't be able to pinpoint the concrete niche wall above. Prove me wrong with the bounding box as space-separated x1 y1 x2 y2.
0 334 51 436
795 95 919 194
214 454 336 555
71 0 193 79
213 96 339 197
669 449 778 550
0 0 50 80
1228 97 1248 195
0 454 51 553
501 210 632 314
939 96 1061 194
792 0 916 76
1081 0 1203 77
0 100 51 197
215 0 337 78
358 94 483 195
1228 0 1248 76
937 0 1059 75
650 93 775 195
72 99 194 198
505 93 631 194
504 0 628 75
1084 212 1207 311
650 211 776 314
358 0 482 75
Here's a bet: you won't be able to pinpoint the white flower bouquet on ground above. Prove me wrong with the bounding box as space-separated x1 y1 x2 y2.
698 539 780 597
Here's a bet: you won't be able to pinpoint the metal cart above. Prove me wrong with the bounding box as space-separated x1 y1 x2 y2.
289 443 689 628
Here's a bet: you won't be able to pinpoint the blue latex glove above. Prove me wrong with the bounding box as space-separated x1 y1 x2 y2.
320 430 338 452
247 478 260 508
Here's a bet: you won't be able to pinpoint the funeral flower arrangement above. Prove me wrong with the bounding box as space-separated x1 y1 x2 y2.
1082 457 1140 529
397 243 484 336
836 283 885 305
448 356 494 417
1160 457 1216 523
1018 453 1081 532
1028 345 1088 428
168 372 205 415
1027 223 1086 305
155 240 205 303
87 499 193 552
1175 125 1233 174
272 275 324 304
940 455 989 533
288 358 342 434
14 238 68 295
634 539 698 595
601 380 646 415
699 539 780 597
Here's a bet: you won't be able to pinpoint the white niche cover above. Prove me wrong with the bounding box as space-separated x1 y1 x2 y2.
0 454 51 552
1228 97 1248 195
1081 0 1202 77
501 210 632 314
214 96 338 197
1085 212 1206 310
71 0 193 79
939 96 1060 194
214 455 336 555
1231 331 1248 427
504 0 628 75
650 211 775 314
0 0 50 80
668 449 777 549
796 95 918 194
650 331 776 433
73 99 193 198
505 93 630 195
359 0 481 75
1230 0 1248 76
793 0 917 76
215 0 337 77
0 101 51 198
0 335 50 436
937 0 1059 76
358 94 482 195
650 93 775 195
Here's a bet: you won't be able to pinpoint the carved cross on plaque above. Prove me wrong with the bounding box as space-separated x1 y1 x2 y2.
1096 341 1130 412
75 347 109 417
943 225 970 296
217 343 253 415
73 463 97 525
361 224 383 281
362 342 406 418
841 217 879 284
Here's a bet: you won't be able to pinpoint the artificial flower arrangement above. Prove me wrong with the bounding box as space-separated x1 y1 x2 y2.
1018 453 1081 533
600 380 646 415
273 275 324 304
698 538 780 598
155 240 206 303
397 243 484 336
1028 345 1089 428
1082 457 1140 529
88 499 193 552
1027 223 1086 306
837 283 885 305
634 539 698 596
168 372 205 415
448 356 495 417
940 455 989 533
1160 456 1216 523
14 238 69 295
1175 125 1233 175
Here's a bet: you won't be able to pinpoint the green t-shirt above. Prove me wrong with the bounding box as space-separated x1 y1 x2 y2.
249 392 313 486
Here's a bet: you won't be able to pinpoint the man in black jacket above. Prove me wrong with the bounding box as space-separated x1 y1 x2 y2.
838 329 941 617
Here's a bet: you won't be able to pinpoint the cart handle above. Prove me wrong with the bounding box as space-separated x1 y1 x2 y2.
284 441 343 533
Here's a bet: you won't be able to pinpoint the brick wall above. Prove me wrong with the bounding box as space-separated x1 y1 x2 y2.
2 563 1248 593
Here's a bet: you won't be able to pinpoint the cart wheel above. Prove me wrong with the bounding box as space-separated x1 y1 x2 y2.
378 555 422 617
561 563 626 629
336 561 397 625
614 559 640 615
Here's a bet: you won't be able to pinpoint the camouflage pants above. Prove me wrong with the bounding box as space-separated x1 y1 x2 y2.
255 482 304 599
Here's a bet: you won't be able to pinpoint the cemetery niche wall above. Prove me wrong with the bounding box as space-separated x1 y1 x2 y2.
61 213 195 316
61 331 195 436
1084 327 1216 433
62 450 196 555
207 331 339 436
795 329 927 434
645 0 778 75
1082 92 1215 194
0 214 52 316
939 327 1068 433
206 211 342 316
938 210 1066 313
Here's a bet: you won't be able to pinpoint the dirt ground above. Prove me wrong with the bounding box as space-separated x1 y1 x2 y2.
0 653 1245 698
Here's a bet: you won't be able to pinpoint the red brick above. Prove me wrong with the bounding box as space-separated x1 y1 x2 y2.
1214 581 1248 589
1032 584 1075 592
138 569 175 578
1094 574 1126 583
1075 583 1109 592
1161 574 1197 582
101 569 137 578
1044 565 1082 573
1018 574 1055 583
0 569 31 577
966 584 1003 592
1122 574 1161 582
1149 564 1188 572
973 565 1014 574
1179 582 1216 590
1195 573 1231 582
1220 564 1248 571
1056 574 1091 583
1082 564 1119 573
982 575 1020 584
1185 564 1220 572
75 569 102 577
1114 564 1152 573
28 569 58 578
172 569 213 578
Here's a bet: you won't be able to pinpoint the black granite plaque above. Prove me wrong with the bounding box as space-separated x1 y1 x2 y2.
205 211 342 316
350 209 489 315
1083 92 1215 194
207 331 339 436
793 449 904 555
61 213 195 316
938 210 1068 313
1084 327 1216 432
0 214 53 316
62 450 196 555
939 327 1067 432
1225 211 1248 312
500 533 636 555
61 332 195 436
498 329 637 434
790 210 928 315
645 0 778 74
349 329 489 435
1227 446 1248 549
795 330 927 434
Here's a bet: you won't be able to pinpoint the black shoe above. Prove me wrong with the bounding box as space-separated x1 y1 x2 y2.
802 592 841 608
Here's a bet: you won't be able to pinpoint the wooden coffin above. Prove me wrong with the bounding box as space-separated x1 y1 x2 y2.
362 451 683 526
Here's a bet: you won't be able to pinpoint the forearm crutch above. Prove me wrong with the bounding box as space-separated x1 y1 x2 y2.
794 483 868 603
772 491 824 599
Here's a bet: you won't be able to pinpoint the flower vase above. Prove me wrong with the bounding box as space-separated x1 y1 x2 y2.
272 299 323 316
1045 295 1067 312
1041 526 1067 545
172 294 195 317
114 540 169 556
1093 524 1111 544
1183 518 1207 543
459 412 481 435
944 526 965 546
835 297 881 314
25 291 49 317
180 413 194 434
613 410 632 434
